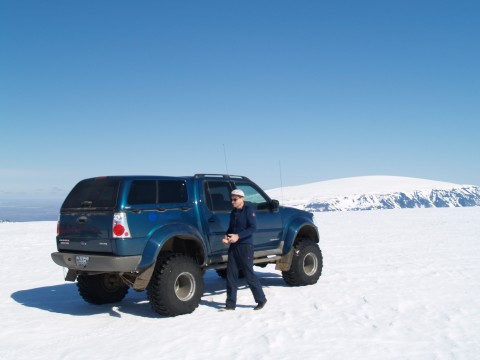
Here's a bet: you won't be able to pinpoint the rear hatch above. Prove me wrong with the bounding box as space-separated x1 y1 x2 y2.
57 177 120 253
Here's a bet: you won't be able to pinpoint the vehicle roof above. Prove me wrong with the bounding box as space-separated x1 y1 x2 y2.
84 174 251 181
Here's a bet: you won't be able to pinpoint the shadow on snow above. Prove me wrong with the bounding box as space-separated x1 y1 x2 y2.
10 270 285 318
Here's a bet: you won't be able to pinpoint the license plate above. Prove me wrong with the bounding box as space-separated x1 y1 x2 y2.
76 255 90 268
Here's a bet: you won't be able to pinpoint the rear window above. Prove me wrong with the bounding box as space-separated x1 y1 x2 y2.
127 180 188 205
62 178 120 210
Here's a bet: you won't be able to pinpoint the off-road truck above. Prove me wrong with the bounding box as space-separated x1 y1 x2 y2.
51 174 322 316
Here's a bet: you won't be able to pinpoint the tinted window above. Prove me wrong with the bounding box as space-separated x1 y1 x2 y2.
128 180 157 204
127 180 188 205
62 178 120 209
158 180 188 203
204 181 232 212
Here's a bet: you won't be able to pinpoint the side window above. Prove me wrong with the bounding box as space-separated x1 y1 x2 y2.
234 183 270 210
204 181 232 212
157 180 188 203
128 180 188 205
128 180 156 205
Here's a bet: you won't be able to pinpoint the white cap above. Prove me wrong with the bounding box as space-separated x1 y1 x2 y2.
231 189 245 197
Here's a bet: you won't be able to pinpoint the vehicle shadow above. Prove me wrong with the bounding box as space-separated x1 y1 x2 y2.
10 270 287 317
10 283 158 318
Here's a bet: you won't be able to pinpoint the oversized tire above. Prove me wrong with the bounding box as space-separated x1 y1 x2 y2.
282 238 323 286
147 254 204 316
77 273 129 304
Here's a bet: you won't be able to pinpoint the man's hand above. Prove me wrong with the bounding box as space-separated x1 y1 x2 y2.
227 234 239 243
222 236 229 246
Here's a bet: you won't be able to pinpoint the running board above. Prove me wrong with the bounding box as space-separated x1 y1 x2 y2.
206 241 284 270
207 256 282 270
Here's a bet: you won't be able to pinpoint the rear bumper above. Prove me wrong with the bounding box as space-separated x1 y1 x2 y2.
51 252 142 272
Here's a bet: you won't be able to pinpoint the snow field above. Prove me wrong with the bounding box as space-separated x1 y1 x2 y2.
0 206 479 359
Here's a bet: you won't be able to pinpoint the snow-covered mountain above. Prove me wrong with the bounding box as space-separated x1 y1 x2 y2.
266 176 480 212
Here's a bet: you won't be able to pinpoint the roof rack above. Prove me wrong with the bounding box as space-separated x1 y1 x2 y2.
194 174 250 181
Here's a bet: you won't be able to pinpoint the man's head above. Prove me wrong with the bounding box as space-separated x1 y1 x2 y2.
231 189 245 209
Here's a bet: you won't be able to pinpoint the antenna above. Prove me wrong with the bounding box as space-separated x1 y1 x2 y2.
223 144 229 174
279 160 284 203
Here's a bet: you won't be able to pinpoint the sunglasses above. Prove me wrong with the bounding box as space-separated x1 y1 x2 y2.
231 197 242 202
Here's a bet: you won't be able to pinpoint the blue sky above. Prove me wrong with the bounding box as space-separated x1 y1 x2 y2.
1 0 479 200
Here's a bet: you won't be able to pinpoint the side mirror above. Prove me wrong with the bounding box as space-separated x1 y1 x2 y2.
270 199 280 211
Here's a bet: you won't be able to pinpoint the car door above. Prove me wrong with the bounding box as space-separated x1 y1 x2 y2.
201 180 233 256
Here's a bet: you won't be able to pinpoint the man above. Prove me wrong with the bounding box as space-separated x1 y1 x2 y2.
222 189 267 311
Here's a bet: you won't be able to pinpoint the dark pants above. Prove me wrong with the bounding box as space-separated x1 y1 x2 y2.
226 243 266 308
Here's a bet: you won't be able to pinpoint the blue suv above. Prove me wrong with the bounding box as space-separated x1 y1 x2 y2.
52 174 322 316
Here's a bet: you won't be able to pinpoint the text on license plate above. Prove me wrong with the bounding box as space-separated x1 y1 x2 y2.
76 256 90 268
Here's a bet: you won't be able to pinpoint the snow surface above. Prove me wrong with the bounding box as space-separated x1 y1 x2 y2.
1 206 480 360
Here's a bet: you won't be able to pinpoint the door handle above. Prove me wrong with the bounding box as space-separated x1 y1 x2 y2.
208 217 216 222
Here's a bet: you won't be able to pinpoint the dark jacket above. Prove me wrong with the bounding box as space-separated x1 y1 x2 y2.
226 204 257 245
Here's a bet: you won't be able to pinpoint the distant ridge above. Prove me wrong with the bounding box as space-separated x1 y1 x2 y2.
266 176 480 212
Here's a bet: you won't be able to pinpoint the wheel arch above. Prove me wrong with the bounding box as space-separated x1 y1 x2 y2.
282 216 319 254
137 223 207 270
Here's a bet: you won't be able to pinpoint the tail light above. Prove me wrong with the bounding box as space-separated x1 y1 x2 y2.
112 212 131 238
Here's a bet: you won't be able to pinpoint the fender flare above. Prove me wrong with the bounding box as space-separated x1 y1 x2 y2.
282 216 319 254
137 223 207 270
